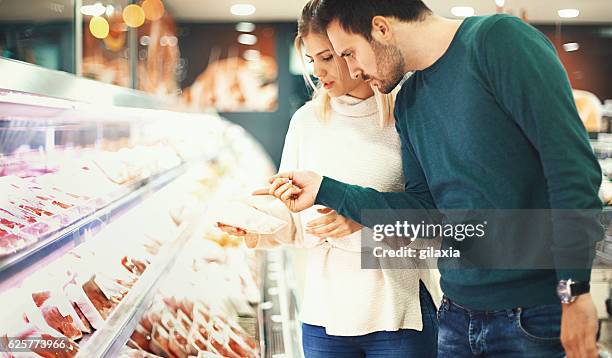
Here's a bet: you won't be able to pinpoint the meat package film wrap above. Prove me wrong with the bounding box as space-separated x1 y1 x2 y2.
63 283 105 330
33 164 122 208
210 201 287 235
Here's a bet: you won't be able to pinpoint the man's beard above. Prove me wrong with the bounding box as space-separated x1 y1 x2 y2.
369 40 406 94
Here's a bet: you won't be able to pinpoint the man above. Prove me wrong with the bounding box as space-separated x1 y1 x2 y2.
262 0 603 357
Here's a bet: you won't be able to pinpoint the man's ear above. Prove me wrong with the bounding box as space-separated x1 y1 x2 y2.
371 16 393 43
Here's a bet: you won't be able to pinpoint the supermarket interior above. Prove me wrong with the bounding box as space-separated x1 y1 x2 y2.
0 0 612 357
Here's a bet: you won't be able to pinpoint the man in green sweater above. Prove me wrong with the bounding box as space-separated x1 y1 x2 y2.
263 0 604 357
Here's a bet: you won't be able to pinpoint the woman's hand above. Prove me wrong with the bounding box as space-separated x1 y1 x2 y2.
252 171 322 212
305 208 362 239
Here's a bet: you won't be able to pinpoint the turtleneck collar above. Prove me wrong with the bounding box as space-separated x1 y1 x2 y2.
330 95 378 118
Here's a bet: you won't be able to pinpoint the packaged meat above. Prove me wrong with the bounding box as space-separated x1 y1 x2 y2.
64 283 105 330
121 256 149 276
118 346 163 358
70 302 93 334
0 289 79 358
212 317 257 357
81 275 121 320
129 324 152 352
160 311 177 332
0 209 26 230
208 328 240 358
216 315 257 350
149 324 171 357
176 310 193 333
178 299 194 321
31 291 83 340
168 327 196 358
187 330 221 356
211 201 288 235
0 205 52 238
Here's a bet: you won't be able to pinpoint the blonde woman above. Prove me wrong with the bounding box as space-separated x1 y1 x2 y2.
217 2 440 357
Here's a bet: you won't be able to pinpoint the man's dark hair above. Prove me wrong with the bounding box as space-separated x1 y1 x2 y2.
313 0 431 41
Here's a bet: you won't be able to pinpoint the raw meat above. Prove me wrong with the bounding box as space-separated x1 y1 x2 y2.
31 292 83 340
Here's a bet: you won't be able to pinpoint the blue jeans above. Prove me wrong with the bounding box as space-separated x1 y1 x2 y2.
302 281 438 358
438 296 565 357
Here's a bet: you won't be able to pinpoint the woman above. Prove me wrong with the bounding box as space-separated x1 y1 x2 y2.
217 1 441 357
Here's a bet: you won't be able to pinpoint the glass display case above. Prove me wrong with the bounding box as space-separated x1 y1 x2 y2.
0 66 283 356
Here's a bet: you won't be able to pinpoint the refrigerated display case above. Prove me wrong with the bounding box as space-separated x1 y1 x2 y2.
0 65 301 357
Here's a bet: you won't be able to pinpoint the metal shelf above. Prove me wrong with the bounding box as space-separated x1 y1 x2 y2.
0 163 188 293
76 210 202 357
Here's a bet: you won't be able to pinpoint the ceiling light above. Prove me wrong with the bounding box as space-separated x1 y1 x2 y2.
80 3 106 17
495 0 505 7
231 4 256 16
558 9 580 18
236 22 256 32
451 6 475 18
238 33 257 45
243 49 261 61
562 42 580 52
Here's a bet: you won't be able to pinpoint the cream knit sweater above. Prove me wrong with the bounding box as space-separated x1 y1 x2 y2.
247 95 442 336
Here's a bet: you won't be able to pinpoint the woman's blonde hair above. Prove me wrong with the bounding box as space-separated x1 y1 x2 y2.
295 0 396 127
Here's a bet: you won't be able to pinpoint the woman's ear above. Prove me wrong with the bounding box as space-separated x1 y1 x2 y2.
371 16 393 43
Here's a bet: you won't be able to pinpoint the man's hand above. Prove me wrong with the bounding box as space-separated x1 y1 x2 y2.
561 293 599 358
253 171 323 212
306 208 362 238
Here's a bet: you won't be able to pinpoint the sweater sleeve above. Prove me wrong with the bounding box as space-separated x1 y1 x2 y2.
479 16 603 281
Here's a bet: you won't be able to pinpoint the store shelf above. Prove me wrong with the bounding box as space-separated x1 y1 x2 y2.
0 163 188 293
256 251 267 357
261 250 302 358
76 209 202 358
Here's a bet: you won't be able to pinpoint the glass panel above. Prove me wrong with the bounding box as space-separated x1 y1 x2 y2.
81 0 131 87
136 2 181 96
0 0 74 73
178 23 279 112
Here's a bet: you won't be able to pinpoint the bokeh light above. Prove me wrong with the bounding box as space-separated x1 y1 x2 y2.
89 16 110 39
142 0 165 21
123 4 146 28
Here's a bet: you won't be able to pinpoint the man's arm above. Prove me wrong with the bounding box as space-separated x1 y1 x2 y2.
480 16 602 358
480 16 603 282
315 120 437 225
